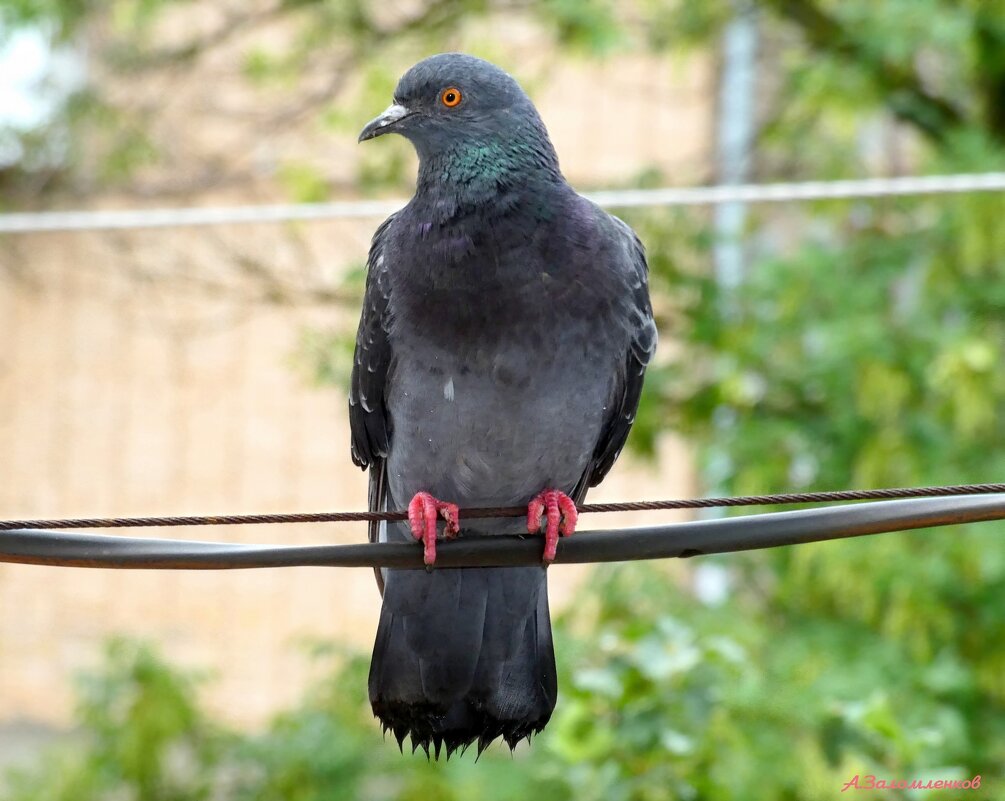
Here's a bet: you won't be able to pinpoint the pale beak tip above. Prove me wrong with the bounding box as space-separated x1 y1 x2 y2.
358 103 410 144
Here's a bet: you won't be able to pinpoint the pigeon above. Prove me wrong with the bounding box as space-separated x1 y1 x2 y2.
351 53 657 758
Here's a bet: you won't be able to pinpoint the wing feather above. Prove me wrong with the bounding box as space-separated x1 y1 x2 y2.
348 213 397 592
575 215 657 500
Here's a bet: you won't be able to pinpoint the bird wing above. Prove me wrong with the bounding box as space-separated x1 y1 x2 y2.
349 213 397 592
574 214 658 501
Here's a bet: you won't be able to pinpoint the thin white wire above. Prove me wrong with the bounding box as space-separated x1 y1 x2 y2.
2 172 1004 233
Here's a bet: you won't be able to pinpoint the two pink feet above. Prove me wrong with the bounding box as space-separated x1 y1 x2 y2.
407 489 578 566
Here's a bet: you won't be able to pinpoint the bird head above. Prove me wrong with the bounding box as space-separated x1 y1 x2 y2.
358 53 551 165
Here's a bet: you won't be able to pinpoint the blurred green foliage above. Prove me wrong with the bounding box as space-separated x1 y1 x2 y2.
3 640 227 801
5 557 1000 800
3 0 1005 797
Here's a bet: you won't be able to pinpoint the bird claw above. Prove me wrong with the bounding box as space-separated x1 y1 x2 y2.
527 489 578 563
408 492 460 566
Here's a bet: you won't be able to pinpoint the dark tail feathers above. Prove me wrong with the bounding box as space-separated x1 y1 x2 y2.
368 565 557 758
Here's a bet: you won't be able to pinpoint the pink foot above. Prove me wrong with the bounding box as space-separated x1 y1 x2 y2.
407 491 460 566
527 489 578 563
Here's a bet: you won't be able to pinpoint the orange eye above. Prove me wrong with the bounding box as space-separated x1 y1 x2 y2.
440 87 462 108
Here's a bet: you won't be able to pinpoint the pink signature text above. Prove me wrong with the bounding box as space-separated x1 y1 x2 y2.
842 775 982 792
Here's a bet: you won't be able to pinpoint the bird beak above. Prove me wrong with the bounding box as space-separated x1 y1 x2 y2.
358 103 411 143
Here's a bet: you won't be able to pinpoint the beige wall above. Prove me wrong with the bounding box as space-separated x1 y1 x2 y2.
0 52 709 729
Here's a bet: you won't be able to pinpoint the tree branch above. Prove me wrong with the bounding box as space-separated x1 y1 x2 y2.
974 7 1005 143
761 0 967 143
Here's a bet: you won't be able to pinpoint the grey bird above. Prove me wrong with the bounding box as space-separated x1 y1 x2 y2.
351 53 657 757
